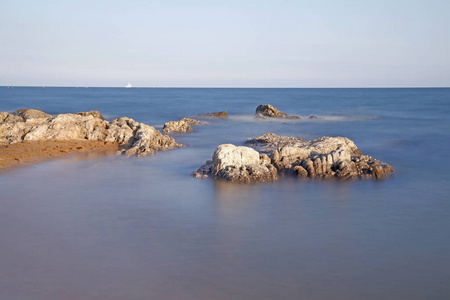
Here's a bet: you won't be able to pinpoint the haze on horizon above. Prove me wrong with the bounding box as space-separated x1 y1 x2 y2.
1 0 449 88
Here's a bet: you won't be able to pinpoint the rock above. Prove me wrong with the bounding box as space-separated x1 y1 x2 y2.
246 133 304 152
309 115 321 120
120 123 183 157
194 144 278 183
162 118 206 134
0 112 24 123
77 111 105 120
197 111 228 119
0 109 183 157
255 104 300 119
247 133 393 181
13 109 51 120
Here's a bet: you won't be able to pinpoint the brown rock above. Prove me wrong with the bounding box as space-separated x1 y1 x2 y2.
77 111 105 120
13 109 51 120
197 111 228 119
0 112 24 123
162 118 206 134
255 104 300 119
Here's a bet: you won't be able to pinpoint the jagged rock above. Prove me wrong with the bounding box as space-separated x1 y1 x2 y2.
0 109 183 157
194 144 278 183
0 112 24 123
197 111 228 119
77 111 105 120
162 118 206 134
13 109 51 120
120 123 183 157
247 134 393 181
255 104 300 119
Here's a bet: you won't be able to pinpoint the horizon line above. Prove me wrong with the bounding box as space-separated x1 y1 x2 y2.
2 85 449 89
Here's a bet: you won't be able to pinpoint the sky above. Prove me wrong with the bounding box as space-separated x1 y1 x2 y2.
1 0 449 87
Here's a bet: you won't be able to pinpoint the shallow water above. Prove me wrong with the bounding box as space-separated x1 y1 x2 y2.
1 87 449 299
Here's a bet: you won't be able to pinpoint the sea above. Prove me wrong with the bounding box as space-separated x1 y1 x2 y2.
0 87 449 300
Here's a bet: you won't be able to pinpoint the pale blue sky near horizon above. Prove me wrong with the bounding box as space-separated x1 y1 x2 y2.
1 0 449 87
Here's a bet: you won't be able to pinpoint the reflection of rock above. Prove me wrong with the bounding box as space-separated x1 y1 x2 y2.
197 134 394 182
255 104 300 119
162 118 206 134
0 109 182 157
194 144 278 183
197 111 228 119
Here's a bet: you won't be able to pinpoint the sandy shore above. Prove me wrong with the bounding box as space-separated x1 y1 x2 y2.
0 140 120 173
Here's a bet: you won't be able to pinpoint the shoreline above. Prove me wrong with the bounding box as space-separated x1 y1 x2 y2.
0 140 120 173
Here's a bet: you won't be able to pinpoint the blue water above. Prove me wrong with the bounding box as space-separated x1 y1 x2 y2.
1 87 449 300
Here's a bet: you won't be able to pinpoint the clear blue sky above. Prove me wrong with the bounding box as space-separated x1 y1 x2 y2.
1 0 449 87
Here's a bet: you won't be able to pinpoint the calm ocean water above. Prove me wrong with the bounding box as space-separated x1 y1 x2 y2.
1 87 449 300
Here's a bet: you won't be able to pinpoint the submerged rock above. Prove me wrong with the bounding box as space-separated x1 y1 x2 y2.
194 144 278 183
0 109 183 157
197 111 228 119
162 118 206 134
255 104 300 119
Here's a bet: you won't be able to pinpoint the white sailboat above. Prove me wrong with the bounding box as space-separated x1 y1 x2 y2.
125 83 132 88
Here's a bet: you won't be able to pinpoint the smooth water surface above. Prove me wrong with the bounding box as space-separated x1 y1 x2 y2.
1 87 449 299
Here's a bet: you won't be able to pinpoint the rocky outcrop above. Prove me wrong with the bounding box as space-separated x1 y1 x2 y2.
255 104 300 119
196 134 393 182
162 118 206 134
0 110 183 157
194 144 278 183
197 111 228 119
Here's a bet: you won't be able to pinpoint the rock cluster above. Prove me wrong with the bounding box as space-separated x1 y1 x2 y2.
195 134 393 182
255 104 300 119
193 144 278 183
162 118 206 134
0 109 182 157
197 111 228 119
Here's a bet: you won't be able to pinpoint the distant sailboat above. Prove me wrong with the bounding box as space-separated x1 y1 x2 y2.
125 83 132 88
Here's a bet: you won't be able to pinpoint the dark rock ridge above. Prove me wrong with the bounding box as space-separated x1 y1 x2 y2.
162 118 206 134
255 104 300 119
195 133 394 182
197 111 228 119
0 109 182 157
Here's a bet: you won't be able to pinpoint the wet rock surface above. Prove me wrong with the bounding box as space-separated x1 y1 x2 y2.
0 109 183 157
255 104 300 119
162 118 206 134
